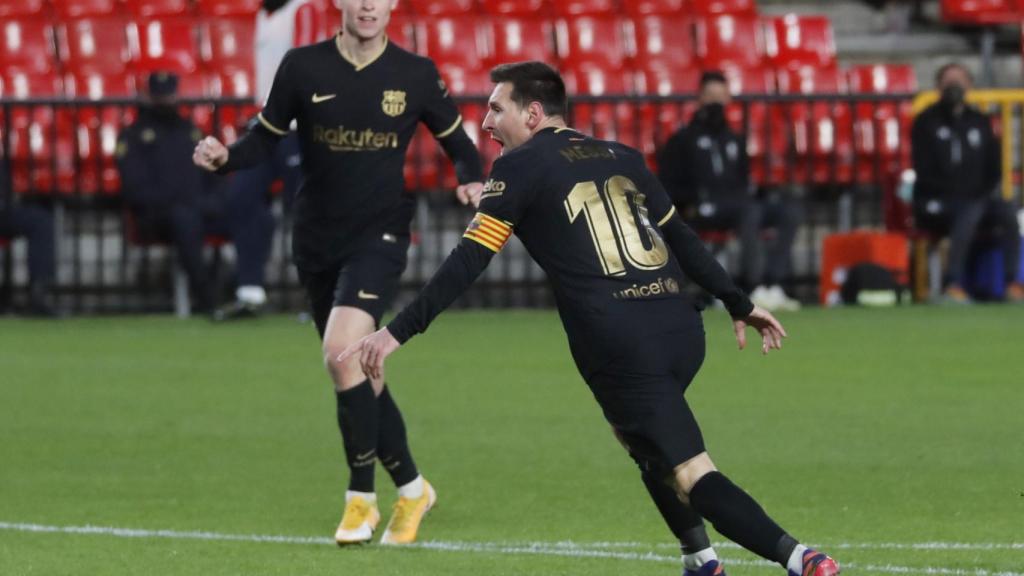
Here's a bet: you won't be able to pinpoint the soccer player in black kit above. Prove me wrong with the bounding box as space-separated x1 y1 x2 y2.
193 0 483 546
339 62 841 576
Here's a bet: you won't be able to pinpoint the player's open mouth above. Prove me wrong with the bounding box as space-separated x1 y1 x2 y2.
358 16 376 23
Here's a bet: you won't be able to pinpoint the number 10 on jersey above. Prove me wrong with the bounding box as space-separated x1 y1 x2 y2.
564 175 669 277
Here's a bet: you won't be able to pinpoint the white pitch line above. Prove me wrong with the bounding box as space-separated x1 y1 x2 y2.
1 521 1022 576
536 540 1024 552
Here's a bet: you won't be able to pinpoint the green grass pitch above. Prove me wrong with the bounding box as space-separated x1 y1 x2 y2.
0 307 1021 575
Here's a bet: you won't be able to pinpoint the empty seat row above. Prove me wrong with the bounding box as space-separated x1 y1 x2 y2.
0 0 757 17
0 0 263 18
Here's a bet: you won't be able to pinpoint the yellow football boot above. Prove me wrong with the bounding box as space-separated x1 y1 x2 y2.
334 495 380 545
379 480 436 545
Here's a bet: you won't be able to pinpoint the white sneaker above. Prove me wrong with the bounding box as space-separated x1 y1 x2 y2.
749 285 779 310
769 285 801 311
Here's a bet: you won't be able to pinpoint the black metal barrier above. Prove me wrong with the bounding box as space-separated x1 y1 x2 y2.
0 93 919 314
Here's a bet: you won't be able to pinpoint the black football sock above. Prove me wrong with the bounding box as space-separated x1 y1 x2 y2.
376 385 420 487
335 380 378 492
688 471 795 566
641 471 710 553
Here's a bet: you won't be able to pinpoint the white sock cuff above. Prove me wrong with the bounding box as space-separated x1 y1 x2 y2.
682 547 718 570
396 475 424 499
345 490 376 504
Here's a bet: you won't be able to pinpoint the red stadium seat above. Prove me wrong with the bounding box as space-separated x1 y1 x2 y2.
208 65 255 98
437 63 492 95
55 0 120 18
196 0 262 16
387 13 417 50
556 16 629 68
407 0 476 15
688 0 758 15
0 19 57 73
128 18 201 73
714 65 786 185
0 69 74 195
124 0 192 17
940 0 1020 24
64 72 136 195
776 66 853 184
0 0 48 17
201 17 254 69
629 16 696 68
551 0 617 16
57 18 131 74
694 15 764 69
847 63 917 94
764 15 836 69
415 16 487 68
64 70 135 99
562 63 632 96
479 0 547 14
484 17 556 67
621 0 687 15
847 64 917 182
634 62 701 95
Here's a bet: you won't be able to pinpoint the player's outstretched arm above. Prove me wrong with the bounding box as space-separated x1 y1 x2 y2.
193 136 229 171
335 238 498 376
732 305 788 355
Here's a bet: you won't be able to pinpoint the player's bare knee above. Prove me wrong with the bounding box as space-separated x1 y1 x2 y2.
672 452 717 500
322 344 366 390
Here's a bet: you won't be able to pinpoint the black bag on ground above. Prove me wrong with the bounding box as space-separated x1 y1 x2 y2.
840 263 908 306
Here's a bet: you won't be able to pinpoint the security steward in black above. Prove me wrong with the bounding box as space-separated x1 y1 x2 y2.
911 62 1023 302
117 72 223 312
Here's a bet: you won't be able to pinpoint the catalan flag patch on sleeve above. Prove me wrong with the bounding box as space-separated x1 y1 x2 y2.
463 212 513 253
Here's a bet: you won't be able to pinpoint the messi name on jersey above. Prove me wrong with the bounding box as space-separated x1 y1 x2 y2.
312 124 399 152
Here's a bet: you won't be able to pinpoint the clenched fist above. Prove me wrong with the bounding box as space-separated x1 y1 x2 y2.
193 136 229 171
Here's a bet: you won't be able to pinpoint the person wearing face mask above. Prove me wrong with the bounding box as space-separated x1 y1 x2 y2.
213 0 331 320
117 72 224 313
911 62 1023 303
658 71 803 311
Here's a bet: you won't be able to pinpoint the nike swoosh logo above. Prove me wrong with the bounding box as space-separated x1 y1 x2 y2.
357 290 380 300
355 451 375 460
312 93 336 103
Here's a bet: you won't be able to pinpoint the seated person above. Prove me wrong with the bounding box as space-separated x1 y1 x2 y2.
659 71 803 311
0 165 58 316
116 72 224 313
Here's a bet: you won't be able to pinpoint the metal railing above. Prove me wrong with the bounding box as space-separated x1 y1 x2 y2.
3 91 1003 313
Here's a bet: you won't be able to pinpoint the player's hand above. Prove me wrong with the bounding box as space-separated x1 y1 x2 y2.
732 305 787 355
192 136 229 172
335 328 401 381
455 181 485 208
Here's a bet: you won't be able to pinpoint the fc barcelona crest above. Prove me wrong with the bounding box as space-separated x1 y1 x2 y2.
382 90 406 117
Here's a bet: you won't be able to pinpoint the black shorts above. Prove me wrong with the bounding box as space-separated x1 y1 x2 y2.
298 232 411 338
585 320 708 476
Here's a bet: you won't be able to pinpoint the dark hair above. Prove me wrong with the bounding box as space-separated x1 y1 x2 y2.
700 70 728 89
489 61 568 117
935 62 973 87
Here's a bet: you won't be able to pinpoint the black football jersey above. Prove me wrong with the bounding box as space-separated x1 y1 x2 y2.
471 127 698 371
259 36 465 270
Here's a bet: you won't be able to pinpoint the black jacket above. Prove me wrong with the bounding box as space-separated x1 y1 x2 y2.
116 107 206 209
657 111 750 214
911 102 1001 206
